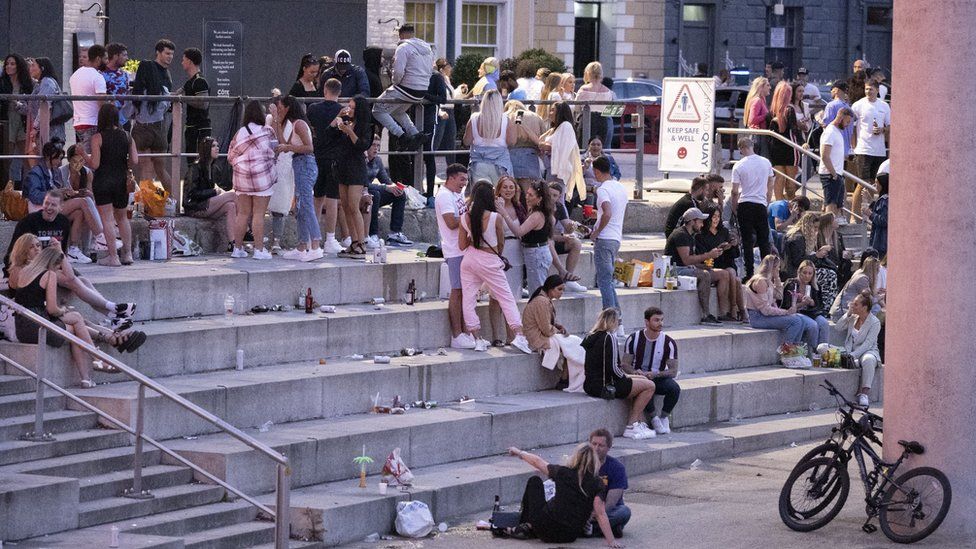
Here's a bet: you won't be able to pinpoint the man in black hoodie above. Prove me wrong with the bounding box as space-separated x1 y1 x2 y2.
318 49 370 98
362 47 385 98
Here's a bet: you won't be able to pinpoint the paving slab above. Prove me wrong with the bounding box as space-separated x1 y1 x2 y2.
0 473 79 540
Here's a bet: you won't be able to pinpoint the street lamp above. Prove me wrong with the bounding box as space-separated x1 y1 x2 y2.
80 2 108 27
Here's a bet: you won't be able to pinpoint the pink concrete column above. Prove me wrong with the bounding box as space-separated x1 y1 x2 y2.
887 0 976 540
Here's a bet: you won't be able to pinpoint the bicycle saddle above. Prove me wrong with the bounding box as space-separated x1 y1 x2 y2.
898 440 925 455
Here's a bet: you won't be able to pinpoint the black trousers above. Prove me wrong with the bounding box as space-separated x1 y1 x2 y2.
737 201 771 279
644 376 681 416
519 476 576 543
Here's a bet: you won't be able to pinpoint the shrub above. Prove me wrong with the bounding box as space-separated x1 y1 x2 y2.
517 48 567 75
452 52 484 90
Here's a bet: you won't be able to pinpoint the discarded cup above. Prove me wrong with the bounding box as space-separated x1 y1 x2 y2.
319 358 327 365
690 458 703 470
320 305 336 313
259 421 273 433
363 532 380 542
378 481 388 495
374 356 391 364
110 525 120 548
438 522 448 533
236 349 245 371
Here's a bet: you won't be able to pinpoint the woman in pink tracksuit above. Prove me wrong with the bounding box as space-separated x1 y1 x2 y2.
459 180 533 354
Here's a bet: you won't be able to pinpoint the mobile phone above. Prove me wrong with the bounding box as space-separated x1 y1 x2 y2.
38 236 53 248
515 111 524 125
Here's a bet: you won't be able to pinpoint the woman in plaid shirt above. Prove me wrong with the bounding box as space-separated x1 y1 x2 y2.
228 100 279 259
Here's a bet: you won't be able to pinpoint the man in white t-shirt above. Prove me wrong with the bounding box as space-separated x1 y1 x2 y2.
730 137 774 279
590 156 628 328
818 107 855 217
850 80 890 222
68 44 107 152
435 163 473 349
795 67 821 102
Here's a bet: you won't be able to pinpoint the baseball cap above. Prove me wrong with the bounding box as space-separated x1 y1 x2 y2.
830 81 847 92
680 207 710 223
335 49 351 65
796 67 809 75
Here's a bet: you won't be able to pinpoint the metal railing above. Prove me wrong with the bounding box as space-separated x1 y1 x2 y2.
769 166 865 222
0 294 291 548
0 93 652 207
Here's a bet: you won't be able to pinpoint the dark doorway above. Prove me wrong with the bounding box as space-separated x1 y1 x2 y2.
680 4 715 75
574 1 601 77
864 6 892 74
765 6 803 78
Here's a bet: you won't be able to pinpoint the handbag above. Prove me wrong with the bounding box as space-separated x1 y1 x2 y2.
839 352 857 370
489 510 521 537
50 96 74 125
599 333 616 400
488 243 512 272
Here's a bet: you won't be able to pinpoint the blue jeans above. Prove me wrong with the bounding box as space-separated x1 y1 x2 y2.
594 238 620 310
523 245 553 297
367 184 406 235
748 309 805 343
806 314 830 348
292 154 321 243
592 503 631 537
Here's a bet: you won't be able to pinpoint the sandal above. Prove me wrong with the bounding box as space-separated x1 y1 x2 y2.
116 331 147 353
92 360 122 373
564 273 581 282
80 379 96 388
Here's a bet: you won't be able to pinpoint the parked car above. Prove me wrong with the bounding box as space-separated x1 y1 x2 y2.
605 78 662 148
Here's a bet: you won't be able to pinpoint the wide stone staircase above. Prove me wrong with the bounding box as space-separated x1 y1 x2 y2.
0 205 880 547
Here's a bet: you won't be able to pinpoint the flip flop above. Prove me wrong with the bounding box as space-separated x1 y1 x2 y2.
118 331 147 353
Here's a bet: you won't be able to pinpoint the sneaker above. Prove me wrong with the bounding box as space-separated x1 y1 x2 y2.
113 303 136 320
67 246 92 264
651 416 671 435
281 248 304 260
701 315 721 325
109 317 133 332
637 422 657 438
341 236 352 248
473 338 490 352
230 247 249 258
301 248 324 262
521 288 529 298
364 235 381 250
511 334 533 354
252 248 273 260
451 333 477 349
270 241 283 255
622 422 646 440
425 196 436 209
323 238 344 255
857 393 870 407
387 232 414 245
564 280 588 293
93 234 109 251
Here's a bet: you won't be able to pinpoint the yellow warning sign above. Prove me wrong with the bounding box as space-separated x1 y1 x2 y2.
666 84 702 123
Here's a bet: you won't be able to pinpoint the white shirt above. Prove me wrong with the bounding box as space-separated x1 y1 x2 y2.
851 97 891 157
877 158 890 176
434 186 468 258
879 84 888 101
595 179 628 242
520 78 545 101
68 67 107 127
731 154 774 205
803 82 821 101
818 124 846 176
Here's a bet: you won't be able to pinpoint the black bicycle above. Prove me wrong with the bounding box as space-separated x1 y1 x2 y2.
779 380 951 544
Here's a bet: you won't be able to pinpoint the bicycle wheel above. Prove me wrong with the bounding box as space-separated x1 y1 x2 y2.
779 457 850 532
791 441 844 473
878 466 952 543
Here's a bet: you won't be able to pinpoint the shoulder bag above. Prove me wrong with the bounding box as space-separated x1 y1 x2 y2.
599 332 617 400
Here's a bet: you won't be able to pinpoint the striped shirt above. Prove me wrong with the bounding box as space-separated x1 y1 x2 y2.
623 331 678 375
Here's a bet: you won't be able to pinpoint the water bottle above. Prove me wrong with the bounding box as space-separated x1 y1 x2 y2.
224 295 235 317
378 239 388 263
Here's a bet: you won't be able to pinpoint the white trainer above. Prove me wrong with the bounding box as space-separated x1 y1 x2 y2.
301 248 324 262
341 236 352 248
364 235 380 250
651 416 671 435
323 238 344 255
637 422 657 438
858 393 870 407
281 248 304 260
230 247 249 258
67 246 92 264
252 248 273 260
473 338 490 352
564 280 588 292
511 334 533 354
622 422 645 440
450 333 476 349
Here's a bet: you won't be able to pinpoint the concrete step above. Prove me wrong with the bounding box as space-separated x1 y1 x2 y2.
182 520 275 549
70 325 779 439
262 408 847 546
78 482 226 528
0 408 99 441
0 428 130 466
0 373 37 396
159 366 879 495
0 445 156 478
0 389 65 419
122 500 259 537
79 464 194 502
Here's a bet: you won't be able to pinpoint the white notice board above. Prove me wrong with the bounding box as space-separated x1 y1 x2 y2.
658 78 715 173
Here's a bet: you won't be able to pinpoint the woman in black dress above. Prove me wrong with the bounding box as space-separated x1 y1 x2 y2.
288 54 320 98
84 103 138 266
697 206 746 322
767 80 801 200
505 443 621 547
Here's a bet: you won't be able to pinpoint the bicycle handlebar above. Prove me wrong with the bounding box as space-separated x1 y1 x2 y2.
820 380 883 433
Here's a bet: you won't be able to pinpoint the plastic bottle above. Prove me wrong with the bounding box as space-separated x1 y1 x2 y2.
109 525 120 547
378 239 388 263
224 295 235 317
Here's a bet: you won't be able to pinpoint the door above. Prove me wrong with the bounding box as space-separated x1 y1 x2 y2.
680 4 714 75
864 6 892 72
574 2 600 77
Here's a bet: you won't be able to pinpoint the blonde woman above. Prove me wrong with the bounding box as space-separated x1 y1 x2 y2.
537 72 564 125
743 76 771 156
782 259 830 349
744 255 808 344
581 308 657 440
575 62 614 145
830 256 883 320
504 100 545 185
558 73 577 101
505 443 621 548
469 56 499 97
815 212 849 305
826 290 882 407
782 211 821 278
462 90 516 184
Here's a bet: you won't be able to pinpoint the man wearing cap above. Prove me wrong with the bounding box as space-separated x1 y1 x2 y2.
664 207 727 325
730 136 774 280
795 68 821 102
319 49 370 98
372 25 434 151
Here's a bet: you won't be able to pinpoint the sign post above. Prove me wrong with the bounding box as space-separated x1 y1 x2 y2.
658 77 715 174
203 20 243 98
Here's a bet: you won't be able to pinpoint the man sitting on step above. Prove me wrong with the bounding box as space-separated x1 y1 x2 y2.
621 307 681 436
588 428 631 538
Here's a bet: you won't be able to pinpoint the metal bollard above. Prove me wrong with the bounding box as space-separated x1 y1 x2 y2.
275 463 292 548
21 327 55 442
634 105 645 200
123 384 154 499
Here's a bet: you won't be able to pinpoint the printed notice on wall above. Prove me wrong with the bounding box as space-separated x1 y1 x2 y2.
204 20 243 97
658 78 715 173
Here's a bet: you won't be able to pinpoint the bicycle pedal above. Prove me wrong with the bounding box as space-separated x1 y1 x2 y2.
861 523 877 534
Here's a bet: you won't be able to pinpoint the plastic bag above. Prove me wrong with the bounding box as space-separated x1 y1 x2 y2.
2 181 28 221
403 185 427 210
135 180 169 218
395 500 434 538
382 447 414 486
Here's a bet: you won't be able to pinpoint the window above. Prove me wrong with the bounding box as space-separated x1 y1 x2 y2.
405 2 437 45
765 6 803 77
683 5 708 22
866 7 892 28
461 3 499 58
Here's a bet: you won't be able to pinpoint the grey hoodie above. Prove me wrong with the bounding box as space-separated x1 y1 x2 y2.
392 37 433 94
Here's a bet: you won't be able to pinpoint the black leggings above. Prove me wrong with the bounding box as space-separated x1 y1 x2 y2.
644 376 681 416
737 201 771 279
519 476 576 543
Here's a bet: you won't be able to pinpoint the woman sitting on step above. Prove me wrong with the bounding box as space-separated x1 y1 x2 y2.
744 255 817 351
7 233 136 330
505 443 621 548
522 275 586 392
818 290 882 408
12 246 146 388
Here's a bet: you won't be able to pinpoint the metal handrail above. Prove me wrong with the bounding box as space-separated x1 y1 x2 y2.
769 166 865 223
0 294 290 548
716 127 878 194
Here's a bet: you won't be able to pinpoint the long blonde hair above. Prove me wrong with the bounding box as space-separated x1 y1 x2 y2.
18 246 63 289
476 89 504 140
9 233 40 269
796 259 819 291
858 257 881 294
590 307 620 334
566 442 600 494
746 254 780 288
787 211 820 254
743 76 769 128
583 62 602 84
538 72 564 122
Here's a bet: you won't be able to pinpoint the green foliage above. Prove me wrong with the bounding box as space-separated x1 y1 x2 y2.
517 48 567 75
452 48 567 90
452 52 484 91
